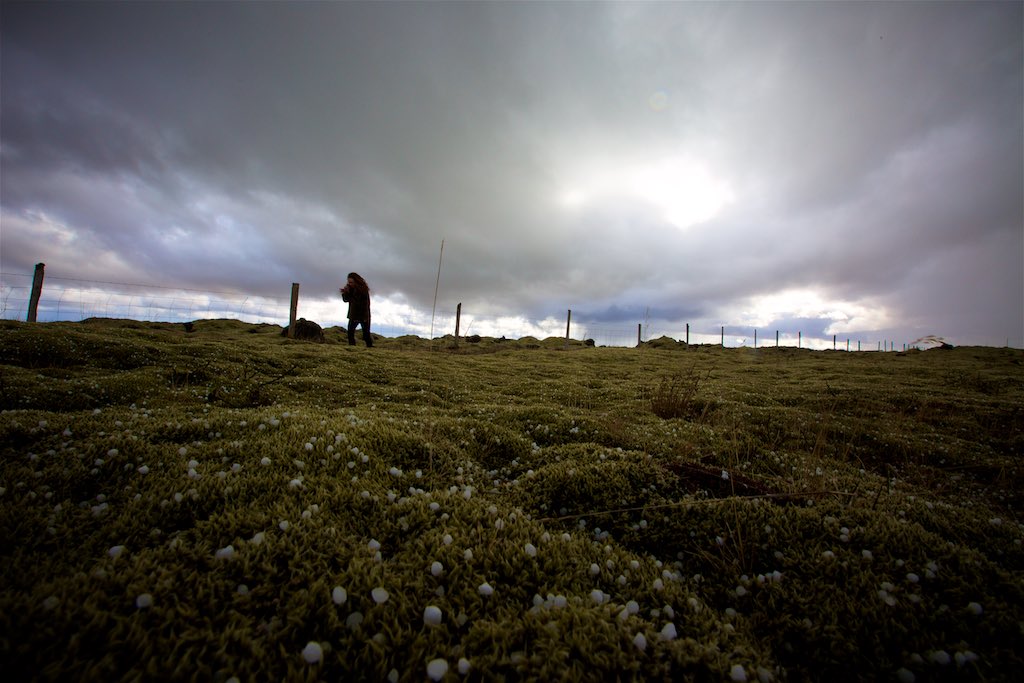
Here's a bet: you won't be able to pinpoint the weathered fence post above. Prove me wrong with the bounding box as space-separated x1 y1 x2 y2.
833 334 836 350
637 323 642 347
754 329 757 348
564 309 571 349
685 323 689 345
454 303 462 347
776 330 779 347
288 283 299 338
798 331 802 348
721 325 724 347
27 263 45 322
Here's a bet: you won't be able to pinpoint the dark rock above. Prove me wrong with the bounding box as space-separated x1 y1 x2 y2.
281 318 325 342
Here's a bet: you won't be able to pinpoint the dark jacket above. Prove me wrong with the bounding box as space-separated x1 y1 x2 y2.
342 288 370 321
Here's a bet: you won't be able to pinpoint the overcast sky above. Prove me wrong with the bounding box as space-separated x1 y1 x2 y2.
2 1 1021 347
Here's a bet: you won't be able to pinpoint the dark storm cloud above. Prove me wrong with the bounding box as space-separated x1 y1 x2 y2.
2 1 1020 345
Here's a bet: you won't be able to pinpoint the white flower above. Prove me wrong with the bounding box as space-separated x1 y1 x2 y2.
108 545 126 559
302 641 322 663
426 658 448 681
730 664 748 682
955 651 978 667
136 593 153 608
368 539 381 551
458 658 471 674
590 589 606 604
660 623 677 640
524 543 537 557
423 605 443 626
332 586 347 605
430 561 444 577
215 545 235 560
895 668 915 683
966 602 983 615
346 612 363 628
260 457 271 466
42 595 60 610
633 633 647 651
478 582 493 596
372 587 389 604
929 650 951 665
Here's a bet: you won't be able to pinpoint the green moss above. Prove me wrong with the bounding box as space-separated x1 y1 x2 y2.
1 320 1022 681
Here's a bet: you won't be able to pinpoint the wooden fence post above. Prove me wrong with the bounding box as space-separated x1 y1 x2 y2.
27 263 45 322
636 323 642 347
754 329 757 348
685 323 689 345
721 326 724 347
798 331 802 348
776 330 779 347
833 334 836 350
288 283 299 338
565 309 571 349
454 303 462 347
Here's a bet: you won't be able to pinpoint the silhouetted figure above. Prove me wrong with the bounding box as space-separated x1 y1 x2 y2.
340 272 373 347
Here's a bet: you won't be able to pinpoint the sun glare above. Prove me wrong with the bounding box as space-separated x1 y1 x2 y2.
556 156 734 230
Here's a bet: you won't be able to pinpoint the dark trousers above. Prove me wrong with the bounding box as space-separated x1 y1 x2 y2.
347 318 373 347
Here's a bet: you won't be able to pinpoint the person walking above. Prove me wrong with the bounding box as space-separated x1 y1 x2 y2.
340 272 373 347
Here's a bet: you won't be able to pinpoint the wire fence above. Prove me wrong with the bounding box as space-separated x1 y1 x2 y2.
4 269 1014 350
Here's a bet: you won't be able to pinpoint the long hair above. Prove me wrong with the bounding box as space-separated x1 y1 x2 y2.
346 272 369 295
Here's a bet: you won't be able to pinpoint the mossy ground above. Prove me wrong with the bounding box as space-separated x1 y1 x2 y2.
1 319 1022 681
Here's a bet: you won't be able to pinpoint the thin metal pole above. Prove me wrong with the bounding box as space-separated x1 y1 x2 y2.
430 239 445 340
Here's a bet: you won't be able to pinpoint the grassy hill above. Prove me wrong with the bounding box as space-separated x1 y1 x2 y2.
1 318 1022 681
